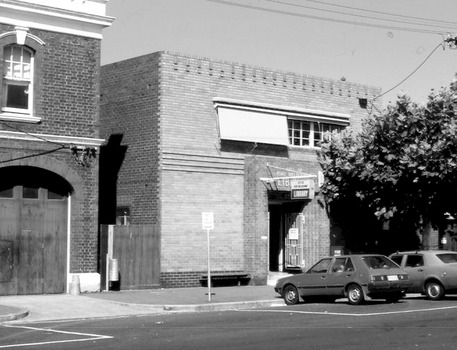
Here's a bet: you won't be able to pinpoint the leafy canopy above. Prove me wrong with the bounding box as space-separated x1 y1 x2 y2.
318 76 457 234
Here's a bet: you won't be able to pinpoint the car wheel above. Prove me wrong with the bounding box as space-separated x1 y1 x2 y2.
283 285 300 305
425 281 444 300
347 284 364 305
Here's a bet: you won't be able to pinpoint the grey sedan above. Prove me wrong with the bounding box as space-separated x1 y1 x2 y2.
390 250 457 300
275 254 409 305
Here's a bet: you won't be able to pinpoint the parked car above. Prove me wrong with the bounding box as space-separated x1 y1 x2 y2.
389 250 457 300
275 254 409 305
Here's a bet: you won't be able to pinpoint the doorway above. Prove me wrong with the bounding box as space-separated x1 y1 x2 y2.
0 166 71 295
268 196 305 273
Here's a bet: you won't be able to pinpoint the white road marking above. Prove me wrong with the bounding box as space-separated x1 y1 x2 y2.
240 305 457 317
0 324 112 348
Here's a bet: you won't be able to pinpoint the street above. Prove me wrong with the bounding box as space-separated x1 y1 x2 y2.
2 296 457 349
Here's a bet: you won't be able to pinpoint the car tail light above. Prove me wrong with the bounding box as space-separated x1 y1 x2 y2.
371 274 408 282
371 275 387 282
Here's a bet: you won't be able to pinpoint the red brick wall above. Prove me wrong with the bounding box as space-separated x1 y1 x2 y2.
0 24 102 273
101 51 382 287
100 53 161 224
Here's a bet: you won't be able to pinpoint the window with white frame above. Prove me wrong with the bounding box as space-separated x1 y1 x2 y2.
2 44 33 115
288 120 345 147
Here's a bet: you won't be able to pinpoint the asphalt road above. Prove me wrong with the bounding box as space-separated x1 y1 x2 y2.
2 297 457 349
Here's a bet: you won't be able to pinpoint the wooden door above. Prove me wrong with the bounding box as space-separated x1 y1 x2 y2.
0 170 68 295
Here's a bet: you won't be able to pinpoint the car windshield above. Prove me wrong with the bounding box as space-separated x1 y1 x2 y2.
362 255 398 269
437 253 457 264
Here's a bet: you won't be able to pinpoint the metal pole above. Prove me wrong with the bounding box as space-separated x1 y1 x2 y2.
207 228 211 302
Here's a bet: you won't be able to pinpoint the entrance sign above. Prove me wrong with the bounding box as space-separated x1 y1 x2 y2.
291 188 310 199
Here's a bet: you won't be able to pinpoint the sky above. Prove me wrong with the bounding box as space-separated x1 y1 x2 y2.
101 0 457 107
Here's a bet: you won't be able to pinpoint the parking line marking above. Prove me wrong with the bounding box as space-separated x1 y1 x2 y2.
240 305 457 317
0 324 112 348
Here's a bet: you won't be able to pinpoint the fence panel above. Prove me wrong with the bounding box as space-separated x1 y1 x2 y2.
101 224 160 290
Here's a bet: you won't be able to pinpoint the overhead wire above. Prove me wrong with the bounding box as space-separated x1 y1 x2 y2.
205 0 455 35
263 0 457 32
0 120 68 148
206 0 455 109
371 41 445 101
301 0 457 27
0 146 66 164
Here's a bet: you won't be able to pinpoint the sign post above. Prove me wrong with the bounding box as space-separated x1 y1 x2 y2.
202 212 214 302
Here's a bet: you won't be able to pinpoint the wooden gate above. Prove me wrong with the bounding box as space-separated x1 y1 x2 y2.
0 186 67 295
100 224 160 290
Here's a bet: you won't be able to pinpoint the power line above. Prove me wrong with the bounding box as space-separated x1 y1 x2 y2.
263 0 457 31
205 0 449 35
372 41 445 101
0 146 66 164
0 120 68 148
301 0 457 27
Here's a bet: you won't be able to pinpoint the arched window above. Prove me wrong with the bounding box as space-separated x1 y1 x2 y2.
2 44 34 115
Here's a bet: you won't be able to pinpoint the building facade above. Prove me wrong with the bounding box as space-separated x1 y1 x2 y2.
100 51 382 288
0 0 112 295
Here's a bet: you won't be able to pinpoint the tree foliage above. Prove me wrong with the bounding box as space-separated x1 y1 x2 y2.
318 76 457 249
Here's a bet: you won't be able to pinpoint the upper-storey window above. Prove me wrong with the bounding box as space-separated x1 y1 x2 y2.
288 120 345 148
2 44 33 115
214 98 350 149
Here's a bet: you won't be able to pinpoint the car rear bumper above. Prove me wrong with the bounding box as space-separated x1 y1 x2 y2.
366 281 410 296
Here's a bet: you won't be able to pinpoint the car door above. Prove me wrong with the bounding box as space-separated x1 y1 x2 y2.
298 258 332 297
326 257 356 297
402 254 425 293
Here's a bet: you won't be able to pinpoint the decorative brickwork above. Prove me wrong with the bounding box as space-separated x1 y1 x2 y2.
0 24 102 277
100 51 382 288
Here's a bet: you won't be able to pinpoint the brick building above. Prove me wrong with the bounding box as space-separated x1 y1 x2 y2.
0 0 112 295
100 51 382 288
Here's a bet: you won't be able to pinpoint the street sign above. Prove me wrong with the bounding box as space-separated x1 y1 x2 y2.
202 212 214 302
202 212 214 230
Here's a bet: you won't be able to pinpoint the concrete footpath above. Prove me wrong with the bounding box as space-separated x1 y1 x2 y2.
0 286 284 323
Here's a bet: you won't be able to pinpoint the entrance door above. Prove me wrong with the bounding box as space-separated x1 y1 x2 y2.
0 167 69 295
284 213 303 270
269 201 305 272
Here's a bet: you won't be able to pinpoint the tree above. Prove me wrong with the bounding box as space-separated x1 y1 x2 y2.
318 76 457 250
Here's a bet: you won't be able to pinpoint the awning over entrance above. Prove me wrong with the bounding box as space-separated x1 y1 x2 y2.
260 164 317 199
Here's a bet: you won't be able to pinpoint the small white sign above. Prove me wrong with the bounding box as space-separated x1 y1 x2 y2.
202 212 214 230
290 178 311 190
288 228 299 240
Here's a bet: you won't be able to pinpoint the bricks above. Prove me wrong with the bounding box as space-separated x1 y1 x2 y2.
100 51 382 288
0 23 101 274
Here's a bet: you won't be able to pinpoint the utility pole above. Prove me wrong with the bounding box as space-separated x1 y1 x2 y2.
445 34 457 49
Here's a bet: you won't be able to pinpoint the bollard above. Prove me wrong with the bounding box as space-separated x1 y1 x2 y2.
70 274 81 295
109 258 119 282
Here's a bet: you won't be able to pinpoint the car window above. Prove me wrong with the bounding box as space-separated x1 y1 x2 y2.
437 253 457 264
390 255 403 266
405 255 424 267
331 257 355 273
331 258 346 273
362 255 399 269
309 258 332 273
346 258 355 271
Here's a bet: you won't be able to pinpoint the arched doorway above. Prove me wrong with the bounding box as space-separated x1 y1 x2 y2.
0 166 72 295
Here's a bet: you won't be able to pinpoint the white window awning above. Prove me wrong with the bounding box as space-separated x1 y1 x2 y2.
216 106 289 146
